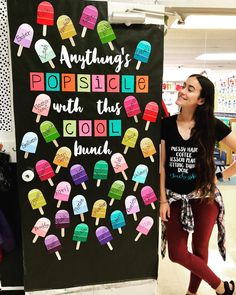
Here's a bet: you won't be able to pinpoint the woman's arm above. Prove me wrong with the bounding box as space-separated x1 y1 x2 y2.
219 132 236 180
159 140 170 221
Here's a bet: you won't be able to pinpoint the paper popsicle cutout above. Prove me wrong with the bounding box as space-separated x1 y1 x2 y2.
79 5 98 38
142 101 159 131
20 132 38 159
73 223 89 250
132 164 149 192
54 181 71 208
96 226 113 251
57 15 77 47
141 186 157 210
31 217 51 243
93 160 108 187
110 210 126 234
40 120 60 147
135 216 154 241
134 40 152 70
72 195 88 222
53 146 72 173
123 95 141 123
108 180 125 206
91 199 107 226
32 94 51 123
44 234 62 260
35 39 56 68
122 127 139 154
70 164 88 190
125 195 140 221
37 1 54 36
28 189 47 215
55 210 70 237
110 153 128 180
140 137 157 162
97 20 116 51
14 23 34 57
35 159 55 186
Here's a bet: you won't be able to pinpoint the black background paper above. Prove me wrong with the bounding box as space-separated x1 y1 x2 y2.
7 0 163 291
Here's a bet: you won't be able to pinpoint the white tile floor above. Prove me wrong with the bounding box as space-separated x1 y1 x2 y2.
157 183 236 295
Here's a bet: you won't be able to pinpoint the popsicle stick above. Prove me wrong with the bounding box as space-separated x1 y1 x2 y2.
36 114 41 123
145 121 150 131
17 45 23 57
95 218 99 226
123 146 129 154
122 171 128 181
39 207 44 215
43 25 47 37
136 61 141 70
80 213 84 222
151 202 156 210
32 235 39 243
76 241 81 250
109 198 114 206
107 242 113 251
150 155 155 162
48 178 54 186
133 182 139 192
108 41 114 51
118 228 122 234
24 152 29 159
55 166 61 173
53 139 59 147
57 200 62 208
81 182 87 190
134 115 138 123
69 37 75 47
133 213 137 221
135 232 142 242
81 27 87 38
48 59 55 69
55 251 61 260
61 228 65 237
96 179 101 187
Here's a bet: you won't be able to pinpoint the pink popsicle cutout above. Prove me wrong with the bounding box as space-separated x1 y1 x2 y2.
110 153 128 180
31 217 51 243
135 216 154 241
54 181 71 208
35 159 55 186
79 5 98 38
123 96 141 123
141 186 157 209
32 94 51 123
125 195 140 221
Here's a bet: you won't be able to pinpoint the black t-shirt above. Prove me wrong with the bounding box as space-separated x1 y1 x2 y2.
161 115 231 194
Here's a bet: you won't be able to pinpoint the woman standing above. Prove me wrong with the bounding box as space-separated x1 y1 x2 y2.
160 74 236 295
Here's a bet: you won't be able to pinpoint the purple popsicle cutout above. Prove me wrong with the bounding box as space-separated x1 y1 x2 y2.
96 226 113 251
70 164 88 190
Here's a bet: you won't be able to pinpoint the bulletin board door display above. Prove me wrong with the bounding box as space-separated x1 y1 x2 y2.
7 0 164 291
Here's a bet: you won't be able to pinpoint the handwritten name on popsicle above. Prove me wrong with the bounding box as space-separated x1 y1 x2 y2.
33 222 50 231
15 30 32 42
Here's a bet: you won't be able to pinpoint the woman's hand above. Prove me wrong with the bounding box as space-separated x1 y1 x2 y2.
159 202 170 221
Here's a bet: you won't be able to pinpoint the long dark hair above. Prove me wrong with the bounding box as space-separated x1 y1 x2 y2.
189 74 216 198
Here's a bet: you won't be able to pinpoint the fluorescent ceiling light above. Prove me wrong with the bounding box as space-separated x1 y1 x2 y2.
196 53 236 61
171 15 236 29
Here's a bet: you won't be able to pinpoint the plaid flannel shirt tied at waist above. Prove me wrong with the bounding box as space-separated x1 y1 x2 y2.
161 188 226 261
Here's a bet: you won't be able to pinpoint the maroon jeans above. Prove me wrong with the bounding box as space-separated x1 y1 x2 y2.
165 199 221 293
